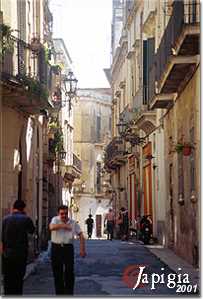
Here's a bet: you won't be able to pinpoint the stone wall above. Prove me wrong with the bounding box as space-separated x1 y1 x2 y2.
164 67 200 266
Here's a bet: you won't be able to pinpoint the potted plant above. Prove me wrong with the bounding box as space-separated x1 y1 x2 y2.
175 143 184 153
51 64 61 75
182 143 193 156
175 142 193 156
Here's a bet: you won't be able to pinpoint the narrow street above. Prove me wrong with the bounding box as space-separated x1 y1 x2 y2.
23 240 197 296
1 0 200 297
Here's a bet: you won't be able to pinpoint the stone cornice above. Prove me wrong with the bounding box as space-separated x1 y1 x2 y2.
124 0 142 30
111 42 128 84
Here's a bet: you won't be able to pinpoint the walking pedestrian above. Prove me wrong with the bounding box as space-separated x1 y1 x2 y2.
49 205 86 295
116 211 123 239
104 208 114 240
85 214 94 239
120 207 129 241
2 200 35 295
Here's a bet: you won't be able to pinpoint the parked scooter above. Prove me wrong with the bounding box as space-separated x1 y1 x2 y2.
140 215 152 245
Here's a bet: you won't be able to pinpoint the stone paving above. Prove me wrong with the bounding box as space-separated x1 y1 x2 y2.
23 239 199 296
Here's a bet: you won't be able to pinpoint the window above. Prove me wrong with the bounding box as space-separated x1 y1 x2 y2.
143 38 155 105
109 117 112 132
96 115 101 142
96 162 101 193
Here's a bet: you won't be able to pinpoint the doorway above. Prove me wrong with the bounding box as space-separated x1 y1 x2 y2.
169 163 174 248
96 214 102 238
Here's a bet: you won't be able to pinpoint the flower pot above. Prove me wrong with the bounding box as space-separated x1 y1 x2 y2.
183 146 192 156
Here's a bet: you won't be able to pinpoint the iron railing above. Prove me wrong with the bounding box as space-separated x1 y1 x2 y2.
156 0 200 86
73 153 82 173
104 137 125 164
1 35 48 85
119 105 138 123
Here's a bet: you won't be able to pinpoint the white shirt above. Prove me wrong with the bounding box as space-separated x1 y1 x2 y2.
50 216 82 244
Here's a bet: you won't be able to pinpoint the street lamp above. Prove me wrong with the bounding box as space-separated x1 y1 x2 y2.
116 118 128 137
59 150 67 160
62 70 78 111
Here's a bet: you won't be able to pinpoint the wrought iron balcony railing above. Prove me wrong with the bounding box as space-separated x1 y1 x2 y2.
1 35 52 112
73 153 82 174
104 137 126 170
155 0 200 88
1 35 47 82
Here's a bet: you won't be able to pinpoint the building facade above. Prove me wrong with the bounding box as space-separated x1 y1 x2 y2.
0 0 55 254
51 38 82 218
105 0 200 266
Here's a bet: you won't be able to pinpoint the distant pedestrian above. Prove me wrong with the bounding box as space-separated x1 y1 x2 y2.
120 207 129 241
85 214 94 239
2 200 35 295
49 205 86 295
116 211 123 239
135 215 141 240
104 208 114 240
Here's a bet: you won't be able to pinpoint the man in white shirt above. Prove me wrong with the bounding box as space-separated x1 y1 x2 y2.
49 205 86 295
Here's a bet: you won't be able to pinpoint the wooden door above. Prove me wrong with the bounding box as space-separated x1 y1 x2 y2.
96 214 102 238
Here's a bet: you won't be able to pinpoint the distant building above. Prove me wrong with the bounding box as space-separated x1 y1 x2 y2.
73 88 112 238
111 0 123 59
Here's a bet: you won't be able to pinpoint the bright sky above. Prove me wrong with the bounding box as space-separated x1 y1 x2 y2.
49 0 112 88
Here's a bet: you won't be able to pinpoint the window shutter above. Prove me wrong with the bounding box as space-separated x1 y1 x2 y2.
143 40 147 104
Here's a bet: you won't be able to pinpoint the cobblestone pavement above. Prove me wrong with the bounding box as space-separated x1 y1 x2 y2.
23 239 199 296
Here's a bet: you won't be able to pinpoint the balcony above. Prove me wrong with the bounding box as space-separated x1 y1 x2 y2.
104 137 127 172
119 105 138 124
73 153 82 175
152 1 200 109
150 92 177 110
132 106 156 135
1 34 52 114
64 154 82 183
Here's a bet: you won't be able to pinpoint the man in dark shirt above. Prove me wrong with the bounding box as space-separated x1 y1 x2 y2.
2 200 35 295
85 214 94 239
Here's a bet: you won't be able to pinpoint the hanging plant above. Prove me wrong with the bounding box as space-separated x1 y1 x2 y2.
54 129 64 152
16 74 49 101
51 64 61 75
48 119 60 134
44 45 52 64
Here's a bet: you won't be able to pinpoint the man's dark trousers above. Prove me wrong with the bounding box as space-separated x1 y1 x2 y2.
107 221 114 240
2 253 27 295
51 243 75 295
